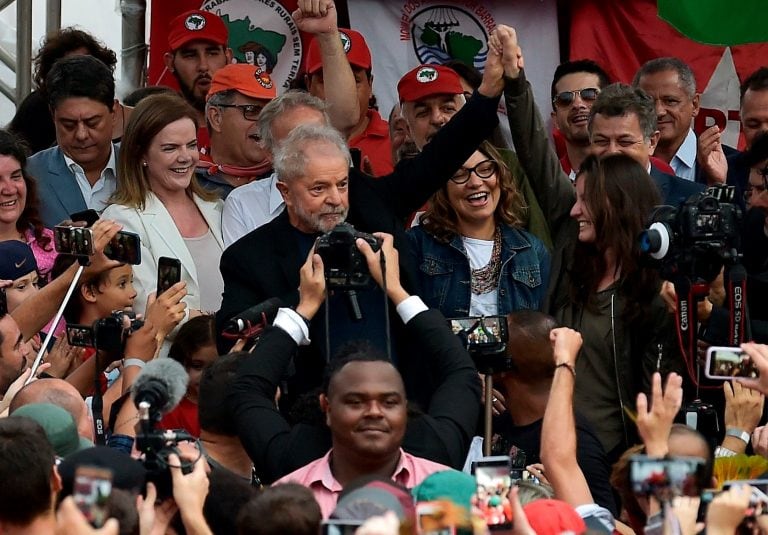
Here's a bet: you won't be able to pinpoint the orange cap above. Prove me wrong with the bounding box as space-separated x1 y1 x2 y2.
167 10 228 51
305 28 372 74
207 64 277 101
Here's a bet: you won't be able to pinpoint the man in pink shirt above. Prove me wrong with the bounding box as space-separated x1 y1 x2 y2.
275 233 450 517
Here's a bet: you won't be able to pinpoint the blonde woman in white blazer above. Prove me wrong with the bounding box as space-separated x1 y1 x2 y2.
102 94 224 351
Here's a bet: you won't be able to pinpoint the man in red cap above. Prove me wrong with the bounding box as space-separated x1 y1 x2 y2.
305 28 393 176
196 64 277 199
163 10 233 131
397 64 467 152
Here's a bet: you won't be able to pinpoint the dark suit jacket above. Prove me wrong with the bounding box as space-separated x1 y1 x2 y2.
228 308 481 482
217 89 501 331
650 165 705 206
26 144 120 228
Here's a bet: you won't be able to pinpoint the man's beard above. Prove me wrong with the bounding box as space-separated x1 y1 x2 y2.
174 71 208 112
295 203 349 234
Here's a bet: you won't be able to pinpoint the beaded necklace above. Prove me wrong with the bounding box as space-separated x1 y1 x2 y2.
470 226 502 294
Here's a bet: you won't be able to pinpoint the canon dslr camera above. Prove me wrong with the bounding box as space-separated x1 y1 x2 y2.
316 223 381 289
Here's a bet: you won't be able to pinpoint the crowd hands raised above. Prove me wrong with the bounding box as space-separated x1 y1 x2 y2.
2 0 768 532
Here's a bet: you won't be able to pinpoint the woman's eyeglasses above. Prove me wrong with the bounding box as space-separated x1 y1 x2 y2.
552 87 600 108
450 159 498 184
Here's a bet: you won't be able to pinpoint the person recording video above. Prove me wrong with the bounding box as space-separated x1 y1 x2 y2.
227 233 481 488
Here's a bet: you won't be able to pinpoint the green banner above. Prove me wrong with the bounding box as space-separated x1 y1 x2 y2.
658 0 768 46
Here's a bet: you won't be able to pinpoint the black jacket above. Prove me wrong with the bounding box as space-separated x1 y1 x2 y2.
227 308 481 483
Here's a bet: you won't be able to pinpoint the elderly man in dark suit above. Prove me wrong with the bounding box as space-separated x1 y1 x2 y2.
217 40 506 413
26 55 119 228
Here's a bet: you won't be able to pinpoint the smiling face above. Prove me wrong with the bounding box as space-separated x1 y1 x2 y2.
145 118 199 197
570 173 597 243
552 72 602 146
322 360 407 460
0 154 26 228
52 97 114 172
636 69 699 151
589 112 658 169
6 270 39 313
210 93 271 166
446 150 500 238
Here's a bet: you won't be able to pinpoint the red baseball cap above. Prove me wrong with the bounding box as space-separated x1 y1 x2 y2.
522 499 586 535
397 64 463 103
305 28 372 74
167 10 228 51
207 64 276 101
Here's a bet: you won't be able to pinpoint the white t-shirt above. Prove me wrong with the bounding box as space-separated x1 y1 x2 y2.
462 236 498 316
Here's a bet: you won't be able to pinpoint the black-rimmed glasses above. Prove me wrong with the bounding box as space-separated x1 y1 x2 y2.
450 159 498 184
552 87 600 108
216 103 264 121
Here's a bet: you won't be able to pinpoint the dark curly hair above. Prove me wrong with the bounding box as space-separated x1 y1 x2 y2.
420 140 527 243
33 27 116 91
0 130 53 253
570 154 661 323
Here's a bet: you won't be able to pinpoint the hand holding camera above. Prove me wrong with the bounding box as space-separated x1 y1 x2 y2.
355 232 409 305
296 247 326 321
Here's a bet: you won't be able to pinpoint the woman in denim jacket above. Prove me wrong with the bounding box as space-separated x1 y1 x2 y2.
407 141 550 318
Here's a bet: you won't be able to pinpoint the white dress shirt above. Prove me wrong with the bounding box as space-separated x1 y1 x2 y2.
63 146 117 213
670 128 697 181
221 172 285 247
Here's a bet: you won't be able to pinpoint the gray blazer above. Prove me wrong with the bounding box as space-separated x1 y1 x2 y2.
26 144 120 227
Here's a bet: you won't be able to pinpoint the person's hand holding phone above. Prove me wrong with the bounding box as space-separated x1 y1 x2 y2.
705 484 751 535
123 321 159 364
734 343 768 395
81 220 123 277
145 282 187 341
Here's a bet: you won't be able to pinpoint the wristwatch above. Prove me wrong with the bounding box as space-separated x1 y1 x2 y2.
715 445 738 458
726 428 751 445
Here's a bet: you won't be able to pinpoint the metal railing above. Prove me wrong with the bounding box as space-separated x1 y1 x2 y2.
0 0 62 105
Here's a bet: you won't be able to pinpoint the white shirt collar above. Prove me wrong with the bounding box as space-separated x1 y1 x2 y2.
671 128 697 174
63 144 117 177
268 173 285 214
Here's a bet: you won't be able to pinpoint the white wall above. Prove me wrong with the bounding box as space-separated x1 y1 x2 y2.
0 0 142 126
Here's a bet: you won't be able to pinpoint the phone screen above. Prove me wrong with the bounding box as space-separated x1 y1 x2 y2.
474 456 513 529
104 231 141 265
449 316 505 346
66 324 95 348
73 465 113 528
706 346 759 379
54 226 94 256
630 455 706 498
157 257 182 296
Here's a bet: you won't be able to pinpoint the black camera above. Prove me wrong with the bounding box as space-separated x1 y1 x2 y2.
639 186 742 283
315 223 381 289
67 310 144 354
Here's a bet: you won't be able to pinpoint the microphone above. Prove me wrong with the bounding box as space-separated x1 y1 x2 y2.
131 359 188 416
224 297 283 335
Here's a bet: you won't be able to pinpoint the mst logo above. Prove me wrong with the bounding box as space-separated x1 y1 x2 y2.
409 6 489 71
200 0 301 89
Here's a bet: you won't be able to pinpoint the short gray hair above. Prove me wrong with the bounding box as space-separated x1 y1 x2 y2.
632 57 697 98
258 90 331 151
274 124 350 183
204 88 238 114
588 83 657 141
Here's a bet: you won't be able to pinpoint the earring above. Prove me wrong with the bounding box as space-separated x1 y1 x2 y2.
142 161 148 167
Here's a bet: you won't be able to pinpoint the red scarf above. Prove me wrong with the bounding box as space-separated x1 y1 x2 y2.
197 148 272 179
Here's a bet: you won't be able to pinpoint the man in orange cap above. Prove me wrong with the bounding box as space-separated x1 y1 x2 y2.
305 28 393 176
197 64 277 198
163 10 233 132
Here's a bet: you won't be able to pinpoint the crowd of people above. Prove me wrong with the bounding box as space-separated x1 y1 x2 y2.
1 0 768 533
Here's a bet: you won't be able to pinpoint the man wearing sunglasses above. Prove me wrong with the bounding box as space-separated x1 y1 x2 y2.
196 64 277 199
549 61 609 179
